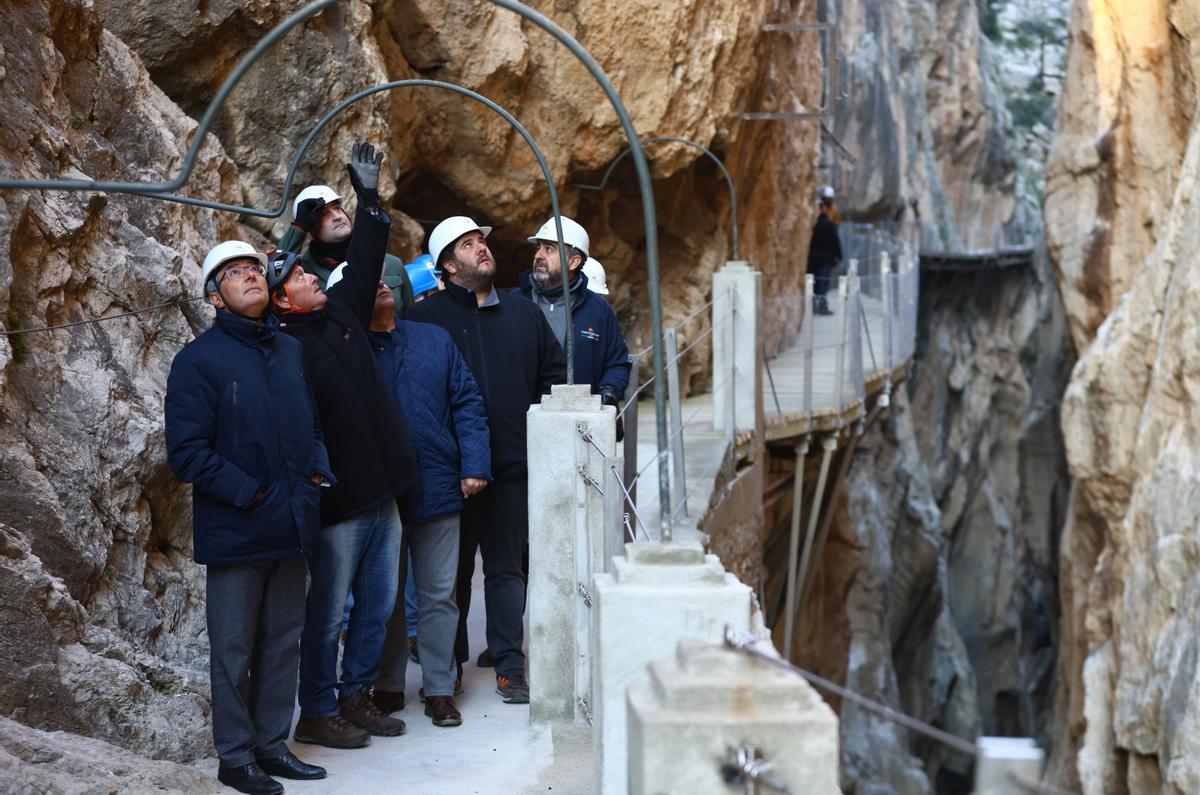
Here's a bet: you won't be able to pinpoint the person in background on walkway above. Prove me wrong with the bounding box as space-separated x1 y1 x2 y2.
165 241 332 794
322 263 489 728
408 215 566 704
582 256 610 296
279 179 415 314
270 142 416 749
518 216 630 439
807 186 843 316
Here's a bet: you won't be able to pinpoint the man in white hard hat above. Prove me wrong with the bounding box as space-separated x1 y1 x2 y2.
279 180 415 313
807 186 843 315
408 215 566 705
518 217 630 435
582 257 609 296
165 241 332 793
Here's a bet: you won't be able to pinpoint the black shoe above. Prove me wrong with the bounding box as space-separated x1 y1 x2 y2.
496 674 530 704
293 714 370 749
372 688 405 714
407 636 420 665
256 751 326 781
339 689 407 736
217 763 283 794
476 648 495 668
419 679 464 702
424 695 463 727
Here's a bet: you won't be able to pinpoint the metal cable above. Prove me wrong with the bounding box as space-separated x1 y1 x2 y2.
617 374 656 421
672 295 718 329
0 296 208 336
610 464 652 541
628 395 714 488
723 629 978 757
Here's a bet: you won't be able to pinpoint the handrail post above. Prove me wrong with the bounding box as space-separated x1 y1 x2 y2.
664 328 688 521
622 354 640 515
832 272 849 417
879 251 893 407
802 275 815 430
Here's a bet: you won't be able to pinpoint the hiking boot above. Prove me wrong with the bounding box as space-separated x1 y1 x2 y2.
372 688 406 714
496 674 530 704
217 763 283 794
476 648 495 668
424 695 463 727
293 714 370 749
407 636 420 665
339 689 407 736
419 679 464 702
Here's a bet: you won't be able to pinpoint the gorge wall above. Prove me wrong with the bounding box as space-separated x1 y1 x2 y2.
1045 2 1200 794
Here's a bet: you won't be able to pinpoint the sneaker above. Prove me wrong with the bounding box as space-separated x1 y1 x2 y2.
424 695 463 727
407 636 420 665
419 679 464 702
495 674 530 704
293 714 371 749
339 689 407 736
476 648 495 668
372 688 406 714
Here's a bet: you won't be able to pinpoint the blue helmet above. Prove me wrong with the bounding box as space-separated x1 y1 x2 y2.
405 255 441 297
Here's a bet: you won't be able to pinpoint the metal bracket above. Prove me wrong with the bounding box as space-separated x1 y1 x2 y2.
720 745 792 794
576 423 594 444
578 465 604 496
577 582 593 608
577 696 594 725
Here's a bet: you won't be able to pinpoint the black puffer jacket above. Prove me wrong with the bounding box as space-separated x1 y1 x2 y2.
408 280 566 480
279 204 417 525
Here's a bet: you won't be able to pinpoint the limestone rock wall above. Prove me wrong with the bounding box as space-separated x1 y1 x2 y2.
0 0 822 762
1046 3 1200 793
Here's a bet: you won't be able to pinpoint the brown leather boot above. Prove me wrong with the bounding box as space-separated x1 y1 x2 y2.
372 688 405 714
339 689 407 736
424 695 462 727
293 714 370 749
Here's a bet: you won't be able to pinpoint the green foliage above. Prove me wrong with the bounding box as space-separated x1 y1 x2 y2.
981 0 1003 43
70 112 86 130
1008 91 1055 130
149 678 169 695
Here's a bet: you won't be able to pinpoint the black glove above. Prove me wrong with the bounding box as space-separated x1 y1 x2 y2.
293 197 326 233
601 390 624 443
347 141 383 208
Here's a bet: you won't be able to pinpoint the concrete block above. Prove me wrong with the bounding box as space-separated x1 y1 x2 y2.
712 261 762 434
592 539 752 795
975 737 1045 794
528 384 617 725
627 639 840 795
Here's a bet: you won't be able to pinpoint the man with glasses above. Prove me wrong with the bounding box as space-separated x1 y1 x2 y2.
165 241 333 794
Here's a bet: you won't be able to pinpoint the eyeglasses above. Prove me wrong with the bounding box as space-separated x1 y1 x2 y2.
219 262 266 283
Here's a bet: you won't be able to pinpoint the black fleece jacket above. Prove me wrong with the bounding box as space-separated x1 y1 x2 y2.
407 280 566 481
278 203 417 525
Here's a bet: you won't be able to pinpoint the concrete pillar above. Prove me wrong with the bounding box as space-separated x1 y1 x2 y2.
627 639 840 795
712 260 762 435
592 540 752 795
974 737 1045 794
527 384 617 725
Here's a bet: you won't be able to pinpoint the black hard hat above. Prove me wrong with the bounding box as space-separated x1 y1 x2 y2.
266 250 304 297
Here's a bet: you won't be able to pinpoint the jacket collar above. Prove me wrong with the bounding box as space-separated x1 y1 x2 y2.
444 278 500 309
215 308 279 345
519 269 588 310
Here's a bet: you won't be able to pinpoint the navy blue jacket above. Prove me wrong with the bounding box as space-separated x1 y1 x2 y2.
408 280 566 481
165 310 333 566
518 270 630 397
371 320 491 525
279 204 418 526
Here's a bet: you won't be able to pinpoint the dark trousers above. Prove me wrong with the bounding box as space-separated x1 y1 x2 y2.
454 478 529 679
811 262 835 296
206 555 306 768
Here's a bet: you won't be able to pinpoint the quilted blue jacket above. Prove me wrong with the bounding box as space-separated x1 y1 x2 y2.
371 320 491 524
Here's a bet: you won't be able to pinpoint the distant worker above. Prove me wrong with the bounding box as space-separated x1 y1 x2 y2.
165 241 332 794
323 263 491 729
582 257 609 296
518 217 630 437
270 143 416 749
807 186 843 315
280 177 415 314
821 184 841 224
408 215 567 704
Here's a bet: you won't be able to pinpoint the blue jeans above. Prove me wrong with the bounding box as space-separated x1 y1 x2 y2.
299 501 401 717
378 514 461 696
405 552 419 638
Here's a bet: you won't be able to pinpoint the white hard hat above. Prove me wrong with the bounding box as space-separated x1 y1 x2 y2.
201 240 268 293
292 185 343 219
429 216 493 264
528 216 589 257
325 261 349 290
821 185 835 200
582 257 609 295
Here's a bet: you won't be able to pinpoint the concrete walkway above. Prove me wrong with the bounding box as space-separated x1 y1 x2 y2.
197 556 593 794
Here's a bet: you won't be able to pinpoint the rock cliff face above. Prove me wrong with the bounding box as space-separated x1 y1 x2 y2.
0 0 821 765
1045 3 1200 794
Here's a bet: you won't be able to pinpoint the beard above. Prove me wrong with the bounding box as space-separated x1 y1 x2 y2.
450 253 495 290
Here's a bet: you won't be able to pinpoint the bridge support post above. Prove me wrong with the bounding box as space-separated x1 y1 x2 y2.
527 384 618 725
627 638 839 795
712 261 762 436
592 541 751 795
974 737 1045 794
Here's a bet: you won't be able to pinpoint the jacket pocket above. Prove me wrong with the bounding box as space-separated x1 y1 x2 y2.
291 477 324 551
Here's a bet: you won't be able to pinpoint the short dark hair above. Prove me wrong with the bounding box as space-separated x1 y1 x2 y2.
437 247 457 270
